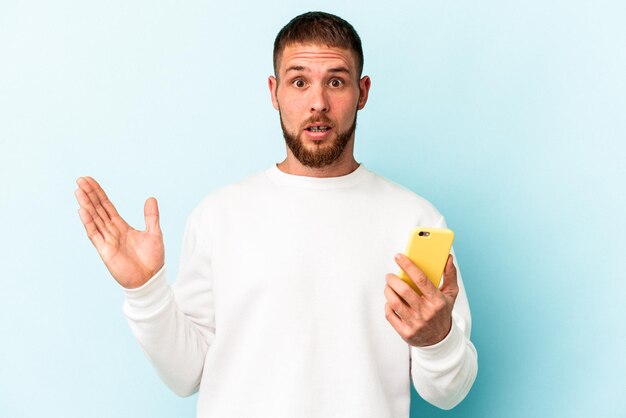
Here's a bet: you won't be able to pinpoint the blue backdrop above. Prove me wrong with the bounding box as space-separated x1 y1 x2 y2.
1 1 624 417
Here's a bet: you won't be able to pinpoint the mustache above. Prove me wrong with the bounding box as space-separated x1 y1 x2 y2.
301 116 335 128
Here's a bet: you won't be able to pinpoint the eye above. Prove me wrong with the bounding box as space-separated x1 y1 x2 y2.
292 79 306 88
329 78 344 88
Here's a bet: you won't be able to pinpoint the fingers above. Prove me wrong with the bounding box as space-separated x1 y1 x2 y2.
76 176 120 222
394 253 438 299
77 206 106 251
384 276 416 321
144 197 161 234
86 177 121 219
385 254 458 347
75 177 126 250
384 302 408 336
75 178 111 231
440 254 459 299
75 186 112 238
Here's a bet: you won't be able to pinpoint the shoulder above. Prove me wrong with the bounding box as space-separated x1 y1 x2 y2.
362 168 443 220
188 170 270 221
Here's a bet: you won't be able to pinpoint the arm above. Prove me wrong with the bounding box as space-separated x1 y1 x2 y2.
384 252 478 409
123 211 215 396
75 177 214 396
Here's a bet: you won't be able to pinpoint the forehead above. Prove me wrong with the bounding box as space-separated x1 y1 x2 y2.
277 43 357 74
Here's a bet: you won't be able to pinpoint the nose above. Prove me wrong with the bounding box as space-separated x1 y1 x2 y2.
309 85 329 113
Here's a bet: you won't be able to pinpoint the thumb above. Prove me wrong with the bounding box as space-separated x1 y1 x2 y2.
144 197 161 234
440 254 459 299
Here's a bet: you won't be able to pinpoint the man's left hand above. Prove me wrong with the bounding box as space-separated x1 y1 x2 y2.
384 253 459 347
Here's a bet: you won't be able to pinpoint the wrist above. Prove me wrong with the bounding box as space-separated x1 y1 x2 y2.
123 265 171 319
411 321 464 361
114 262 165 289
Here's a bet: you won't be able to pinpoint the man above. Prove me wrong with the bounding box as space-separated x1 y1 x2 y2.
75 11 477 417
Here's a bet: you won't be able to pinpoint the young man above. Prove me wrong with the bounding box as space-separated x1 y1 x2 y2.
76 12 477 417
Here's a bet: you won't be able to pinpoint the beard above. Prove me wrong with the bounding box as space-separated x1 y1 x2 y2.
279 111 357 169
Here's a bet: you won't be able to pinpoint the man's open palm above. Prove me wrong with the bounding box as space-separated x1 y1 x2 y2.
75 177 164 289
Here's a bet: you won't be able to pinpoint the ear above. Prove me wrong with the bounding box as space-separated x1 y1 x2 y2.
357 75 371 110
268 76 279 110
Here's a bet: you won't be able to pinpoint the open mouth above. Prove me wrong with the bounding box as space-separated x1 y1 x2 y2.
306 126 330 132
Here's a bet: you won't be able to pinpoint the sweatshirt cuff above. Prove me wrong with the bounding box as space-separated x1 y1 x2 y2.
410 321 465 367
123 266 172 320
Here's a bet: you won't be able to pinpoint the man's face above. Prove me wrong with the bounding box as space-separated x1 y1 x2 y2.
269 43 370 168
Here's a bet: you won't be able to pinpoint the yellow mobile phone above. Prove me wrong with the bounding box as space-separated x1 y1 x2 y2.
399 227 454 294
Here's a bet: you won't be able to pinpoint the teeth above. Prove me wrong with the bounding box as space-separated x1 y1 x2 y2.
308 126 329 132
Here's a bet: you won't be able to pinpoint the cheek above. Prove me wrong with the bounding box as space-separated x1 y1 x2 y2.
336 98 359 119
278 97 308 124
279 93 306 112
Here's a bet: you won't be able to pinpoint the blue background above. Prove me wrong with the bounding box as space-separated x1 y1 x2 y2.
1 1 624 417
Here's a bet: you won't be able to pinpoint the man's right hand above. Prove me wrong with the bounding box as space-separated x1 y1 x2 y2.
75 177 165 289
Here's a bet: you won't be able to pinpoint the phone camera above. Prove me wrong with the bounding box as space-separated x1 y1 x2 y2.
418 231 430 237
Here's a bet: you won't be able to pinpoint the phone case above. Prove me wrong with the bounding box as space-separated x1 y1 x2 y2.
399 227 454 294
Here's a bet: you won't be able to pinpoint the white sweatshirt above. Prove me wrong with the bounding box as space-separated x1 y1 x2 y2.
123 165 477 417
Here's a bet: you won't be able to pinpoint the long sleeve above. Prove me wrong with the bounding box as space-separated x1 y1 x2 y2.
409 248 478 409
122 210 215 397
116 166 478 416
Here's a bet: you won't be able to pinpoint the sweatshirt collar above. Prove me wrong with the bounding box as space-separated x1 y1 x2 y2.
265 163 369 189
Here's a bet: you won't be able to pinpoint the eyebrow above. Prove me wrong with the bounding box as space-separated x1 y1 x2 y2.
285 65 306 73
329 67 351 75
284 65 351 75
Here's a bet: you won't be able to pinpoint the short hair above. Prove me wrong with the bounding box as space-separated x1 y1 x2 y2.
273 11 364 78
